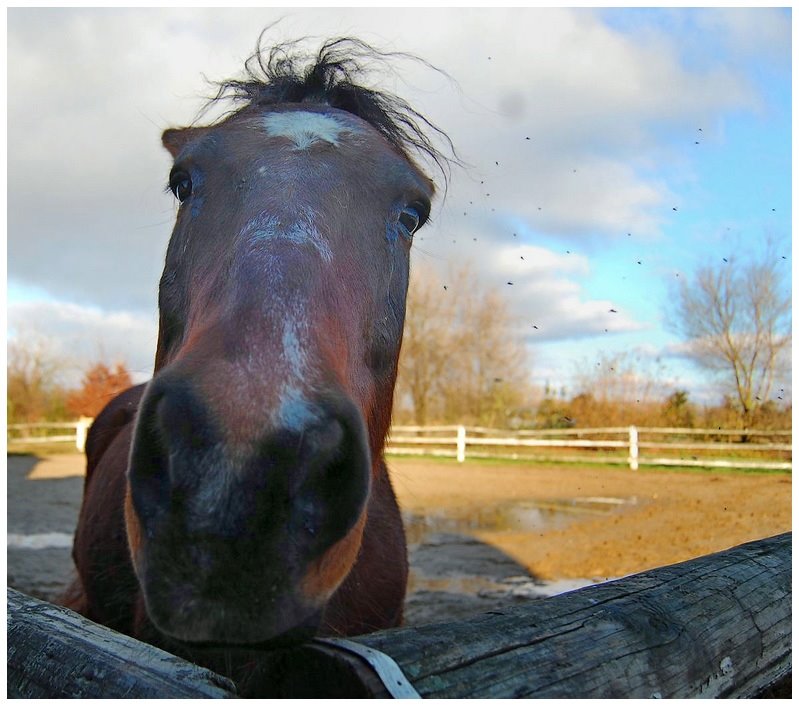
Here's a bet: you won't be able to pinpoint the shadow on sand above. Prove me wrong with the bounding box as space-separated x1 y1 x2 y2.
7 454 84 602
404 529 549 627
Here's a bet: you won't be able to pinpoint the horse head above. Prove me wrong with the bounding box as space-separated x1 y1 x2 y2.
124 38 449 645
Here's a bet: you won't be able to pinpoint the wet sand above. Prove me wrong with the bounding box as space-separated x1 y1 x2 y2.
391 456 791 623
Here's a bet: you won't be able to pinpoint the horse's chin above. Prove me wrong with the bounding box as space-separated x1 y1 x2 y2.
163 611 322 652
155 611 323 694
141 584 325 649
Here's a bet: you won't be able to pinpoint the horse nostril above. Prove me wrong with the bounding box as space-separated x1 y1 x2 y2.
129 379 370 557
128 392 174 532
260 395 372 550
128 378 217 530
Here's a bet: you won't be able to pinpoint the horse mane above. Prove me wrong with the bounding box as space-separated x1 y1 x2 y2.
201 34 457 186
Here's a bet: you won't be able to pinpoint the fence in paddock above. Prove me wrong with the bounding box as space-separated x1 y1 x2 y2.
386 425 792 471
7 419 93 453
7 420 792 471
7 533 791 698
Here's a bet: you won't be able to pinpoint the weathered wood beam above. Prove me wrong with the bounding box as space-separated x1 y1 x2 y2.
275 532 792 698
7 588 237 698
350 532 792 698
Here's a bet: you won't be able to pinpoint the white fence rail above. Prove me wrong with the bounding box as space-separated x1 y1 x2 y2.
386 425 792 471
7 419 93 453
7 421 792 471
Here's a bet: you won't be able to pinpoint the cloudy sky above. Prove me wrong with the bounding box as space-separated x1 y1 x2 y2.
7 7 792 404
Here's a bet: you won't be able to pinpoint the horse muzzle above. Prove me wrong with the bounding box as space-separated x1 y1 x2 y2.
125 372 371 644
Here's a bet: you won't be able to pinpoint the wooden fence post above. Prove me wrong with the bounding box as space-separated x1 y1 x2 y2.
628 425 639 470
75 417 92 453
456 425 466 462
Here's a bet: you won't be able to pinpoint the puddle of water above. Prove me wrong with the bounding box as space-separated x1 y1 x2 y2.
402 498 636 623
403 496 636 545
7 532 74 550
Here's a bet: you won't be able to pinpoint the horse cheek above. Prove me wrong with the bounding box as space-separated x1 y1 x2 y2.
300 510 367 603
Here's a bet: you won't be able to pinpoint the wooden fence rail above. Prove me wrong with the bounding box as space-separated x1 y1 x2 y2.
386 425 792 470
7 589 237 698
7 533 791 698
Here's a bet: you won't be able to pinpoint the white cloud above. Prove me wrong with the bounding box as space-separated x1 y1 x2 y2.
6 7 783 397
7 8 759 309
500 270 644 342
411 238 646 343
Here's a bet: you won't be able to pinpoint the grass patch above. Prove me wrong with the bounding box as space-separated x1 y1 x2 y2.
385 453 791 476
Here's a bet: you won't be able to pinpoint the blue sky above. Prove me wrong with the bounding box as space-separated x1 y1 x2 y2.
6 7 792 406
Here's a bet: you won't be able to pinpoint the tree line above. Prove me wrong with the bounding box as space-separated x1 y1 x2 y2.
7 337 132 423
392 242 790 430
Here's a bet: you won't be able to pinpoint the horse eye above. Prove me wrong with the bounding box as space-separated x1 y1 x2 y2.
398 210 419 235
398 203 428 236
169 171 192 203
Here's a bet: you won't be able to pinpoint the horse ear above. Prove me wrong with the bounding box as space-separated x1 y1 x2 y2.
162 128 195 158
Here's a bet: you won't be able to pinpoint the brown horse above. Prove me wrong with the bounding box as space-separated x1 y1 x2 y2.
65 36 451 691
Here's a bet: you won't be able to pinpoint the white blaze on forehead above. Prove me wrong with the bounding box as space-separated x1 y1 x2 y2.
262 111 352 150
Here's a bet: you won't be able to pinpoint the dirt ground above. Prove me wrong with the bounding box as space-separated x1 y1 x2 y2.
6 453 792 627
389 457 792 579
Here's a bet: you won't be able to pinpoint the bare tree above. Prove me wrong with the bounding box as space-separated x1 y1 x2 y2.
395 261 533 426
567 350 667 427
572 350 664 406
7 335 68 422
669 246 791 427
441 277 532 426
395 265 458 425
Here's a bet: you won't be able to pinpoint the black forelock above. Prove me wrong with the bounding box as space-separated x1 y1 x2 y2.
199 33 457 188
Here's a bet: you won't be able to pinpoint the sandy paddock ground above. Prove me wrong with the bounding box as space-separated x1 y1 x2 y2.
389 456 792 581
7 453 792 626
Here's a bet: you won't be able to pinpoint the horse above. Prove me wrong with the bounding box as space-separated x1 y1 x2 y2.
65 36 451 693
